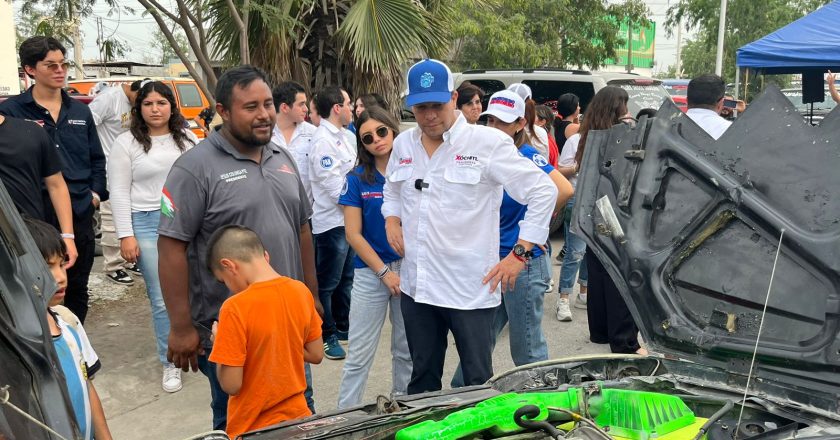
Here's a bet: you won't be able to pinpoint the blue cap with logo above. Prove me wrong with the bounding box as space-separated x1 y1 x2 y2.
405 59 455 106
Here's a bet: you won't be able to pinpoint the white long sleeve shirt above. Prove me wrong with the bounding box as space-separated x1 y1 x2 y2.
308 119 357 234
382 113 557 309
107 130 197 238
559 133 580 187
271 121 317 203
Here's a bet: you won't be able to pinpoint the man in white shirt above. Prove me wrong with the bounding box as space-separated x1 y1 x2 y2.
685 74 732 140
383 59 557 393
309 85 357 360
272 81 317 203
89 79 148 286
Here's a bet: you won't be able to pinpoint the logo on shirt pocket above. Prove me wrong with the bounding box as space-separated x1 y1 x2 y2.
320 155 334 169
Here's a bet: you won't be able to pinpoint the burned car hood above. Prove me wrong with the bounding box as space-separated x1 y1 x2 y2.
571 84 840 415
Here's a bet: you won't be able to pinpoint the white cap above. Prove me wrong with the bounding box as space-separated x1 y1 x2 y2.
480 90 525 123
507 83 532 101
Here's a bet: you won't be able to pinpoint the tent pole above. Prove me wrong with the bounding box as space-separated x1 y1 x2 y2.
735 67 741 100
744 69 750 101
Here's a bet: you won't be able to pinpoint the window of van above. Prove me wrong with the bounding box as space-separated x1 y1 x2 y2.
467 80 507 109
523 80 596 113
175 83 203 108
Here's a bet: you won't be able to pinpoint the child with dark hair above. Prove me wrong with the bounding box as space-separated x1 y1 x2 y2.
23 217 112 440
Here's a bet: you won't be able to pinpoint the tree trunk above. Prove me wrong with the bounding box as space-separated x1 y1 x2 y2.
72 20 84 80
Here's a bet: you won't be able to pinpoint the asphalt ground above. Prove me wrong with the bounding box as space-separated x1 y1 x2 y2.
84 237 611 439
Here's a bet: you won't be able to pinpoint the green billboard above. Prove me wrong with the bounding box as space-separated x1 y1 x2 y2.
606 20 656 69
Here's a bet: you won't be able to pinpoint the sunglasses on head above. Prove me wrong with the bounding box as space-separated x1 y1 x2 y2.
361 126 390 145
42 62 70 72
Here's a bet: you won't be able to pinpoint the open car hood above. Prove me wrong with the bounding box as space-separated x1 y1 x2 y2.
572 85 840 414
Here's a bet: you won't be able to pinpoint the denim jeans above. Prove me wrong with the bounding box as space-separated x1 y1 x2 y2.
198 354 229 431
132 210 170 365
451 253 550 388
314 226 355 337
559 196 588 294
337 262 411 409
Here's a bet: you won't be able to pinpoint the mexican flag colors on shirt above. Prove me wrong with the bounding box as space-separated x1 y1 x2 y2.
161 188 176 218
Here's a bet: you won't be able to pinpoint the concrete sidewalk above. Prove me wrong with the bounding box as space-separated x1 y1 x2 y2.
84 246 609 439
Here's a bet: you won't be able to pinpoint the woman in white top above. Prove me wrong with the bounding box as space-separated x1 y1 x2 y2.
107 81 197 393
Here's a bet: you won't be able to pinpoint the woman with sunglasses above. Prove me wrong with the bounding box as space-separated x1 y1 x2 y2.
337 106 411 408
108 81 198 393
450 90 573 387
561 86 644 354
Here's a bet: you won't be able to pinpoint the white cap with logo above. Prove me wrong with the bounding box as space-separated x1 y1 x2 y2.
480 90 525 123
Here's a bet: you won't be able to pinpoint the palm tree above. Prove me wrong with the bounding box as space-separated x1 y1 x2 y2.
208 0 455 111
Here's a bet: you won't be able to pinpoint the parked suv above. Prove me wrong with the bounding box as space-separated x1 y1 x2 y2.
452 69 672 118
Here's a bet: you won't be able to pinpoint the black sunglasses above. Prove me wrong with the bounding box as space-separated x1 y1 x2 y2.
361 126 391 145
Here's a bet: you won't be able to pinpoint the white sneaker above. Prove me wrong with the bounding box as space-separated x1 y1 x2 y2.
575 293 588 309
545 279 555 293
556 297 573 322
162 364 183 393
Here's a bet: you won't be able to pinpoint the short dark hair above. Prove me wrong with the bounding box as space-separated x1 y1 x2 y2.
23 216 66 262
636 108 658 120
456 82 484 108
315 86 346 119
215 65 268 110
206 225 266 272
19 36 66 77
272 81 306 111
130 78 152 91
687 74 725 108
357 93 389 112
556 93 580 119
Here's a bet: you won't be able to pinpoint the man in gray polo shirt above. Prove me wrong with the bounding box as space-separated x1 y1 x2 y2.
157 66 321 431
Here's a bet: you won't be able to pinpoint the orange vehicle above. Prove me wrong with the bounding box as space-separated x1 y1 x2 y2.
67 77 211 138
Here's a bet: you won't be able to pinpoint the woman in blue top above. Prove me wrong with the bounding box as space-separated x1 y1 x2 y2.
451 90 573 387
337 106 411 408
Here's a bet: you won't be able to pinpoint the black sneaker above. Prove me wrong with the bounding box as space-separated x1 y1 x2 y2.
106 270 134 286
125 263 142 276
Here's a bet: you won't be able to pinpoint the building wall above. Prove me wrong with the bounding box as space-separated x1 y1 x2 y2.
0 0 21 95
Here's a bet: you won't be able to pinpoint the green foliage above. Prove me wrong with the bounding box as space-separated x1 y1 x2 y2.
15 6 74 46
667 0 832 98
152 29 189 65
450 0 651 70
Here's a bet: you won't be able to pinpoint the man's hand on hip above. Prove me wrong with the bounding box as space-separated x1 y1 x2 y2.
484 253 526 293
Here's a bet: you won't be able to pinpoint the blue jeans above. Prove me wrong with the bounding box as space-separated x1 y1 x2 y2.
559 196 588 294
337 263 412 409
198 354 229 431
451 253 551 387
314 226 355 337
132 210 170 365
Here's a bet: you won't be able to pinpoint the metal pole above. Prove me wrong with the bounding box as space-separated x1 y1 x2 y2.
675 22 683 78
626 21 633 73
715 0 728 76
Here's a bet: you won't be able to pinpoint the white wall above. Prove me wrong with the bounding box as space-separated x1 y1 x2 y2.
0 0 21 95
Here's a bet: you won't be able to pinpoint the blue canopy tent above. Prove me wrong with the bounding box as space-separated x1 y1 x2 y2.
736 0 840 74
735 0 840 106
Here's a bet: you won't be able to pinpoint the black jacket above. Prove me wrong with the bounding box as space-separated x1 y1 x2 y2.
0 87 108 216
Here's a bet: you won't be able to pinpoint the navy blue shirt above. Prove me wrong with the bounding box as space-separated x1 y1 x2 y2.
338 166 401 269
0 87 108 216
499 145 554 258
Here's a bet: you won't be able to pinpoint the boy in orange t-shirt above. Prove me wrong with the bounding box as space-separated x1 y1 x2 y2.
207 225 324 438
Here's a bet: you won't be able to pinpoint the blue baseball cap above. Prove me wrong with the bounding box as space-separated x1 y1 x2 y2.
405 59 455 106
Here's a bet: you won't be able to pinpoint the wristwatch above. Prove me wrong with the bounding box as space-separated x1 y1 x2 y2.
512 244 533 262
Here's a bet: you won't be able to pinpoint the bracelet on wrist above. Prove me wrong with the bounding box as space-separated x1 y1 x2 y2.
376 265 391 279
60 233 75 240
512 253 527 263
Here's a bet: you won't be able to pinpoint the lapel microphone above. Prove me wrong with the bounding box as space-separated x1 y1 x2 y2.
414 179 429 190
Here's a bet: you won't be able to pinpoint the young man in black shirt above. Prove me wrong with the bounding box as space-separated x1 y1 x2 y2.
0 36 108 323
0 115 77 267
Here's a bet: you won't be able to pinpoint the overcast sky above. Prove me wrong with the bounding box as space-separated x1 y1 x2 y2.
18 0 694 75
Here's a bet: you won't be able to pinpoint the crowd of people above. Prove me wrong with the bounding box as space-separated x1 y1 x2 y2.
1 33 745 439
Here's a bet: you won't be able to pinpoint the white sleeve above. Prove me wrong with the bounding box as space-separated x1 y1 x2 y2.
107 136 135 238
74 322 100 371
558 134 580 167
87 89 114 126
531 125 550 156
381 145 403 219
309 138 347 202
486 136 557 245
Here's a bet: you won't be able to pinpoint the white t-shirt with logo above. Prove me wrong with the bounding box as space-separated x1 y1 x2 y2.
88 86 133 157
